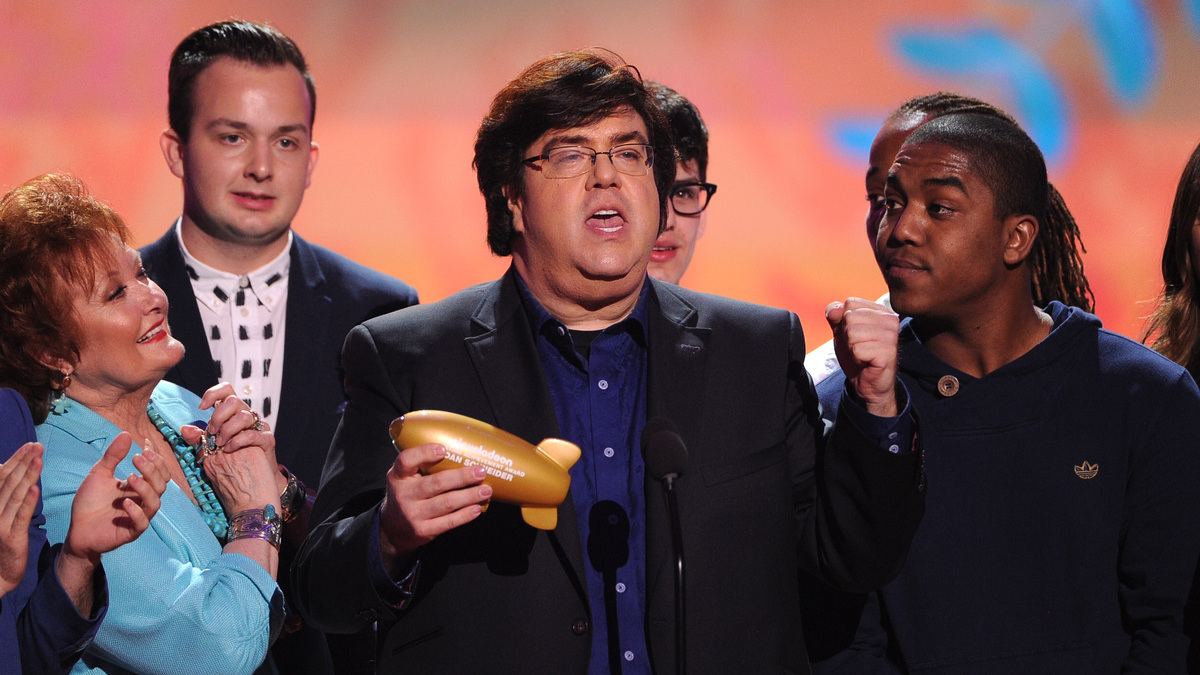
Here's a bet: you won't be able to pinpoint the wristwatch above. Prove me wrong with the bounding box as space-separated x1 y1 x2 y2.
278 466 306 524
229 505 283 549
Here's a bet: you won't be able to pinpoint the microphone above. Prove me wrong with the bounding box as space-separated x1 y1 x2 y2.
641 417 688 675
642 417 688 484
587 501 630 674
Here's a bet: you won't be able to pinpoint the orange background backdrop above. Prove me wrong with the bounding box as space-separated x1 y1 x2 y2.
3 0 1198 344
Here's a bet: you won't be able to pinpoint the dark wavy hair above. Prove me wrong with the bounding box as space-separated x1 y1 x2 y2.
0 174 130 422
473 49 675 256
646 80 709 180
1143 139 1200 379
168 19 315 143
888 93 1093 312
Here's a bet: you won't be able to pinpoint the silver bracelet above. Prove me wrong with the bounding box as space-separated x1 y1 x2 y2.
228 505 282 549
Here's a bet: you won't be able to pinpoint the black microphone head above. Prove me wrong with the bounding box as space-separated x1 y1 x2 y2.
642 416 688 481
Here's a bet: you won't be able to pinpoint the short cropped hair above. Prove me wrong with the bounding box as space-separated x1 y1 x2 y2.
0 174 130 422
168 20 315 143
473 50 675 257
903 113 1048 228
646 81 709 180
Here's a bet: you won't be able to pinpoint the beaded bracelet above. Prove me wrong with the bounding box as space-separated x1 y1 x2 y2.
228 505 283 549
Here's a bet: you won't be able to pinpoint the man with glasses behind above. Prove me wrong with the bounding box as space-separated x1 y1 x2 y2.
646 81 716 286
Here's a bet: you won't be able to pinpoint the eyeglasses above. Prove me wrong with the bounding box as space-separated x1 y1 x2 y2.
670 181 718 216
523 143 655 179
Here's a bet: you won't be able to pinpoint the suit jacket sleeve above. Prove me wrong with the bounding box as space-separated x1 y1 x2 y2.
809 591 902 675
0 389 105 675
790 313 924 592
292 323 413 633
17 543 106 675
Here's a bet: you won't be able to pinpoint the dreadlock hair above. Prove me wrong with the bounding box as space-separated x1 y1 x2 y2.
890 92 1094 312
1142 139 1200 380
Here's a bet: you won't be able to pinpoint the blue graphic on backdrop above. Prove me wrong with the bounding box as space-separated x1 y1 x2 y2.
895 25 1069 163
828 0 1162 170
1079 0 1159 107
1185 0 1200 37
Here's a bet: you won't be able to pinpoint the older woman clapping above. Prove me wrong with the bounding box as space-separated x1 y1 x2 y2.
0 174 295 675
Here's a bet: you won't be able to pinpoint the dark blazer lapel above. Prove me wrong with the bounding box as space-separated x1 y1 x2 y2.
143 227 220 395
465 268 588 603
644 280 710 618
277 236 332 455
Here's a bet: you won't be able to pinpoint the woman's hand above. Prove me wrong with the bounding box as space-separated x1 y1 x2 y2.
0 442 43 598
62 432 171 564
200 446 283 516
56 432 171 616
192 383 284 493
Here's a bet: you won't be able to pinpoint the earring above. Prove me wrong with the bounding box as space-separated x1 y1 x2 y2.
49 372 73 416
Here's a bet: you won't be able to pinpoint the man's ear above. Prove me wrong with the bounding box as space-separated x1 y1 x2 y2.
1003 214 1039 267
505 186 525 235
305 141 320 189
160 129 186 179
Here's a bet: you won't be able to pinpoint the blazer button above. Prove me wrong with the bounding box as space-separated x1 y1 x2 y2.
571 618 589 635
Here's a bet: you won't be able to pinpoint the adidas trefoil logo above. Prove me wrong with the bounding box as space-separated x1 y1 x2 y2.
1074 461 1099 480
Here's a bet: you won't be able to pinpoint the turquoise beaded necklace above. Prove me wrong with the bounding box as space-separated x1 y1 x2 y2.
146 402 228 540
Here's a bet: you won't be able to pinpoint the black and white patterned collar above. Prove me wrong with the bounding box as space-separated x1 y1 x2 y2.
173 217 293 312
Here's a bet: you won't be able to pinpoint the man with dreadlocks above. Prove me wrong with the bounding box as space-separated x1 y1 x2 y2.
810 111 1200 673
806 92 1093 385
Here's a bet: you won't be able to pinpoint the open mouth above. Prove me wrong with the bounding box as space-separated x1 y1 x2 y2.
587 209 625 233
136 323 166 344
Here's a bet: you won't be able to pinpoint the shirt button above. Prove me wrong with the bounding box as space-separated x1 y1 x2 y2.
603 447 614 458
598 379 609 390
615 582 626 593
210 299 221 308
557 326 566 336
888 444 901 454
571 618 589 635
608 514 619 525
241 308 250 318
888 431 898 440
243 385 253 395
624 651 634 662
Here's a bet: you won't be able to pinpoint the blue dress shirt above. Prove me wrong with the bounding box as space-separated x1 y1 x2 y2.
518 277 653 675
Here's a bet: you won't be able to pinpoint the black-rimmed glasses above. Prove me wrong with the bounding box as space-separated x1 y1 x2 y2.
523 143 655 179
670 181 717 216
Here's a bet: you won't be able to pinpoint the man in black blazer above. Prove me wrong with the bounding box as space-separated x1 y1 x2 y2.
294 50 923 675
143 21 417 675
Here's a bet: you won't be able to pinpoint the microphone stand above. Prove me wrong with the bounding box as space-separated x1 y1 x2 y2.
642 418 688 675
664 474 685 675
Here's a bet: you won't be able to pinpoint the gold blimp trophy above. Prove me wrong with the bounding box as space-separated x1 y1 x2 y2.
389 410 581 530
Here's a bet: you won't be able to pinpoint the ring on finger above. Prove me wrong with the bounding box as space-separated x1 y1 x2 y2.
196 432 219 463
250 411 265 431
